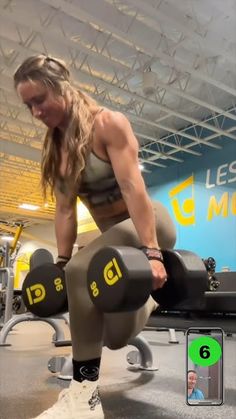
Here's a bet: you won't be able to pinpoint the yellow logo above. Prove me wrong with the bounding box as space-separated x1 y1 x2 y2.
169 175 196 226
26 283 46 305
103 258 122 286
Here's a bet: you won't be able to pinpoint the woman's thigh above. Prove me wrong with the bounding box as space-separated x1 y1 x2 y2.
69 199 176 272
67 200 175 347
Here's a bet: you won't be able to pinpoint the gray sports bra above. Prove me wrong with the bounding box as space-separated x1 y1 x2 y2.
78 150 122 207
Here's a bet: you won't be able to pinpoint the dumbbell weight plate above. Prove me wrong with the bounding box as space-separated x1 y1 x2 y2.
152 249 208 310
87 246 152 312
22 263 67 317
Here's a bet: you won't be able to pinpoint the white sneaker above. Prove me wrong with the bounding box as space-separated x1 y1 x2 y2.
32 379 104 419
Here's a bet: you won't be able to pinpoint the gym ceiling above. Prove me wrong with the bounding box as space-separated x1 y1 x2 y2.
0 0 236 237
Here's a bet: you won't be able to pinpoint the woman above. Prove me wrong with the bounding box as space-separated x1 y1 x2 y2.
14 55 176 419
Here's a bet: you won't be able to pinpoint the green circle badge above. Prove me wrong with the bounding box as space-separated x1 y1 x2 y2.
188 336 222 367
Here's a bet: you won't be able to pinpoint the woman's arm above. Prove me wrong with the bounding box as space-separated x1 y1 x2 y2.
102 111 158 248
54 181 78 259
101 111 167 289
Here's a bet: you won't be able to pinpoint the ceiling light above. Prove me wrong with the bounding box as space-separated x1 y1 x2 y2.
142 68 157 96
19 203 40 211
1 236 14 242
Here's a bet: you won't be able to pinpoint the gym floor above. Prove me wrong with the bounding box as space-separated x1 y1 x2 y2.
0 320 235 419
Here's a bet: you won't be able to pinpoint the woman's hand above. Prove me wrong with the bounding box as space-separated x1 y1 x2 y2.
149 259 168 290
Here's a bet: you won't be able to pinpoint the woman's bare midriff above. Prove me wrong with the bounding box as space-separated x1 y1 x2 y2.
83 197 129 222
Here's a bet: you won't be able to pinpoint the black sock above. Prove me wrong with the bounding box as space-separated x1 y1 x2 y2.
73 357 101 382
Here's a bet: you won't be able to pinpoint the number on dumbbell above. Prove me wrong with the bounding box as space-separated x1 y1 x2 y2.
54 277 63 292
90 281 99 297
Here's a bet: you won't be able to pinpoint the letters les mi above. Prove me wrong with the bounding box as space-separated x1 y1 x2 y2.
206 160 236 189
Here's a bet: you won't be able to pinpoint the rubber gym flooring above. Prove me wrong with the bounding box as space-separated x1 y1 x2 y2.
0 320 235 419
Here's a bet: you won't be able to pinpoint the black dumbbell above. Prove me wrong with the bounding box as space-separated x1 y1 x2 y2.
22 263 68 317
87 246 208 312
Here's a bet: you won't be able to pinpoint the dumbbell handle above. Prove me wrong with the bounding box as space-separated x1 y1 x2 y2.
56 261 68 270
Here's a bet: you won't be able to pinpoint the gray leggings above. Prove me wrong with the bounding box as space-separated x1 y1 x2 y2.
65 201 176 361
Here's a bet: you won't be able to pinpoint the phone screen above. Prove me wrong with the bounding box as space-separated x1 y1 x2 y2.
186 327 224 406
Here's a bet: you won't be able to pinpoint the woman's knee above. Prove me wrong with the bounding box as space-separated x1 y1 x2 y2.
153 201 176 249
105 334 130 350
104 315 136 350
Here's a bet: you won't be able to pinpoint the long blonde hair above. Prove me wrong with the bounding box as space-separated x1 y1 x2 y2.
14 54 98 197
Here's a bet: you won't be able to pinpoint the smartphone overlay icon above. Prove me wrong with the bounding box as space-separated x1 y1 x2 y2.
186 327 224 406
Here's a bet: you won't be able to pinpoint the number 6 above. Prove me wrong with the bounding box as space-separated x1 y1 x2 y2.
200 345 210 359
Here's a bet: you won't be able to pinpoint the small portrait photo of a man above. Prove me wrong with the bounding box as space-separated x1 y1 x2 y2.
188 370 204 400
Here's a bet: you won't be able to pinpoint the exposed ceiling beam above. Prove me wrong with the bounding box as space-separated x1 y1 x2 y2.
127 0 236 65
140 158 166 168
1 8 235 124
0 138 41 162
41 0 236 96
0 23 235 141
2 66 232 153
138 132 202 157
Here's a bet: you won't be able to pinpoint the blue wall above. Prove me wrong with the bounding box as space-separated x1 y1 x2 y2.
147 142 236 271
